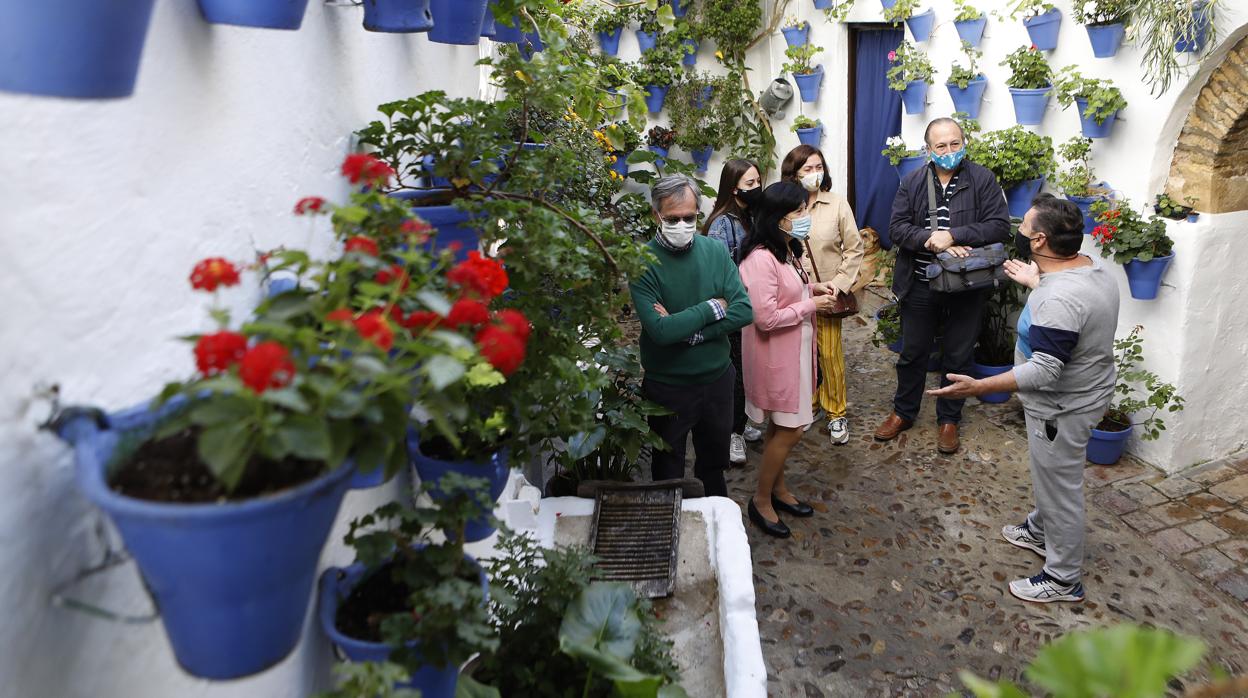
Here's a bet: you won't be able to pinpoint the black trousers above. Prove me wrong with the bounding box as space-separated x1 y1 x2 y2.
727 330 748 435
642 365 732 497
894 281 988 425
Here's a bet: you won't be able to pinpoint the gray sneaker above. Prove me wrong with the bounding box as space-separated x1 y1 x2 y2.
1009 571 1085 603
742 423 764 442
828 417 849 445
729 433 747 464
1002 521 1046 557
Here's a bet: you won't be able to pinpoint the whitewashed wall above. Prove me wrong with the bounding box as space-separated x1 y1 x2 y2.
0 1 484 695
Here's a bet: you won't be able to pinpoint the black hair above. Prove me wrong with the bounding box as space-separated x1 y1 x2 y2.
740 181 806 264
1029 193 1084 256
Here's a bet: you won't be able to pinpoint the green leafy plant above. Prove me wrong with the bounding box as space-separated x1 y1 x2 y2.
1052 67 1127 125
633 41 683 87
948 43 983 88
975 221 1027 365
1071 0 1134 24
881 134 922 166
1092 326 1186 436
781 14 805 30
580 1 630 34
966 126 1055 187
782 43 823 75
1133 0 1223 95
882 0 922 23
1090 198 1174 263
1000 0 1056 20
791 115 820 131
668 73 734 151
602 120 642 154
954 0 983 21
886 40 935 91
1154 192 1196 219
318 662 421 698
872 302 902 349
702 0 762 62
1055 136 1108 198
1001 45 1053 89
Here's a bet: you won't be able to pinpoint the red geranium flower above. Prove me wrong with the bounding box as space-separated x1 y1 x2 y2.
375 264 410 291
448 251 508 300
341 154 395 185
193 331 247 376
446 298 490 328
402 218 433 237
327 308 355 324
354 310 395 351
190 258 241 292
494 309 531 342
239 341 296 394
447 241 464 253
344 235 379 257
476 325 526 376
401 310 442 330
294 196 326 215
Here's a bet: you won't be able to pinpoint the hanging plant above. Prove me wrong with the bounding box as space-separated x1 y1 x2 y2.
885 40 934 91
1052 66 1127 136
1133 0 1222 94
966 126 1055 188
1001 45 1052 88
947 44 982 89
954 0 983 21
1071 0 1133 24
702 0 762 62
882 0 921 23
821 0 857 22
999 0 1056 20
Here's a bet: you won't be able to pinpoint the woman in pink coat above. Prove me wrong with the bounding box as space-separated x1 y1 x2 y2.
737 181 841 538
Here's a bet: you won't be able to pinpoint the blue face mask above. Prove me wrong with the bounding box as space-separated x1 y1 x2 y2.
787 216 812 240
931 148 966 171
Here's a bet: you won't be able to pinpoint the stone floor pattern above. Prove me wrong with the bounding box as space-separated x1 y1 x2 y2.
717 297 1248 697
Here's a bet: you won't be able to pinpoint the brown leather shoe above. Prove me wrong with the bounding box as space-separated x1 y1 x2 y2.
873 413 913 441
938 423 960 454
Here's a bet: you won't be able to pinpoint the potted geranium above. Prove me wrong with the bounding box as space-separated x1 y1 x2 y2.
966 126 1055 217
953 0 987 47
1052 67 1127 139
1055 136 1111 234
633 41 683 113
670 20 701 67
784 43 826 102
647 125 676 169
1088 326 1185 464
1072 0 1132 56
793 115 824 146
886 40 935 114
632 7 663 54
1001 45 1053 125
1154 192 1199 221
882 134 927 178
1004 0 1061 50
197 0 311 29
781 15 810 47
1090 198 1175 300
947 43 987 119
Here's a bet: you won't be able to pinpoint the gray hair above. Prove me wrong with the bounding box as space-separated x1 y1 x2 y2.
924 117 967 146
650 174 701 212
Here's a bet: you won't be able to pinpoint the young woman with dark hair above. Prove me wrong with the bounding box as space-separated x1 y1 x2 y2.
704 159 764 463
737 181 842 538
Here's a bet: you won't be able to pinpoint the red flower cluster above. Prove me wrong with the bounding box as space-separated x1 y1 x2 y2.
448 252 508 300
194 331 247 376
375 264 410 291
190 258 241 292
239 341 296 394
294 196 326 215
341 154 395 185
344 235 379 257
475 319 528 376
354 310 395 351
402 218 433 239
1092 225 1117 244
446 298 491 328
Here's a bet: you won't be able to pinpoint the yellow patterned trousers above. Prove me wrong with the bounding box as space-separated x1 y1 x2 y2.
813 314 847 419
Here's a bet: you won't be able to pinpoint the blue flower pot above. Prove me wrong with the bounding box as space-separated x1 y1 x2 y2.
692 84 715 109
1009 86 1051 125
610 151 631 178
954 17 987 47
1123 253 1174 300
782 24 809 48
880 0 899 9
1066 194 1104 234
691 146 714 173
318 555 488 698
0 1 158 99
491 14 524 43
428 0 488 45
1023 8 1062 50
947 75 987 119
901 79 928 114
408 432 510 542
636 29 658 53
907 8 936 42
1175 1 1211 52
390 190 482 262
363 0 433 33
1187 212 1200 223
815 0 834 8
1087 423 1132 464
796 126 823 146
649 145 669 169
598 26 623 55
671 0 691 17
896 154 927 179
518 30 544 60
1004 178 1045 218
793 65 824 103
53 399 361 679
644 84 670 113
1075 97 1118 139
971 362 1013 403
1086 22 1125 57
197 0 309 29
479 0 497 37
681 39 699 67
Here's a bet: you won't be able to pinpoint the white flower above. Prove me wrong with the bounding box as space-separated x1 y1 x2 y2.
886 136 905 148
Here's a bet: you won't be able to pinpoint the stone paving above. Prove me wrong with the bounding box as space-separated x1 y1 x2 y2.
718 292 1248 697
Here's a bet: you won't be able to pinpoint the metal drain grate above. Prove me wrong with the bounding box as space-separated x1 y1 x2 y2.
588 483 682 598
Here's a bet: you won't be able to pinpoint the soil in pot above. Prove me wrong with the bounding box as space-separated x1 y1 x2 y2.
335 561 411 642
1095 412 1131 432
544 471 579 497
111 427 324 503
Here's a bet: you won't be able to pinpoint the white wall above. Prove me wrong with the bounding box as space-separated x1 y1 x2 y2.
0 2 483 695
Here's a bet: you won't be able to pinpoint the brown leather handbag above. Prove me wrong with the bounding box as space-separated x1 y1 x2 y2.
803 240 859 318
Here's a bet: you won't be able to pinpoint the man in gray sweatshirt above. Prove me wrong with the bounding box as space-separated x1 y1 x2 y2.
927 194 1119 603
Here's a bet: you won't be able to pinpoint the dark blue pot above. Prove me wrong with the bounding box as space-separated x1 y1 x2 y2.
54 399 360 679
671 0 691 17
1175 1 1211 52
815 0 834 8
1075 97 1118 139
428 0 488 45
479 0 496 37
198 0 309 29
610 151 631 178
1009 86 1051 125
644 84 670 113
1123 254 1174 300
796 126 823 146
408 431 510 542
419 154 452 188
907 8 936 42
901 79 928 114
880 0 899 8
971 362 1012 403
782 24 809 48
636 29 658 53
947 75 986 119
518 29 544 60
491 14 524 43
1087 423 1132 464
1187 212 1200 223
363 0 433 33
318 555 488 697
691 146 714 173
0 0 157 99
649 145 669 169
1086 22 1125 57
1066 194 1103 234
793 65 824 103
681 39 699 67
954 17 986 47
390 190 482 262
1023 8 1061 50
598 26 623 55
1004 178 1045 218
896 154 927 179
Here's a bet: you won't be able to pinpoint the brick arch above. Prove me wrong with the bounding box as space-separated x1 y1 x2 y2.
1167 35 1248 213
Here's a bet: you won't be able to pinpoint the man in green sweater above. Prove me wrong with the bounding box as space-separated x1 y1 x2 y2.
630 175 754 497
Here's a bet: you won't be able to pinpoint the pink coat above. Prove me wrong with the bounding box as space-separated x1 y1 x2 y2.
738 247 818 414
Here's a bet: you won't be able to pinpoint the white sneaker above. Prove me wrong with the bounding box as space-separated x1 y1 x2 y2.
1002 521 1046 557
729 433 747 464
828 417 849 445
742 423 764 442
1008 571 1085 603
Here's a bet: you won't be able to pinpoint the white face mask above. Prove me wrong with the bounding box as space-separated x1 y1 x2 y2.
799 172 822 192
659 220 697 249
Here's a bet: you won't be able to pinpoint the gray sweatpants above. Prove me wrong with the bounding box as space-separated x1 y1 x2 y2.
1022 408 1104 583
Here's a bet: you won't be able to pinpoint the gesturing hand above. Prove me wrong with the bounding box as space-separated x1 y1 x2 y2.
926 374 978 399
1004 259 1041 289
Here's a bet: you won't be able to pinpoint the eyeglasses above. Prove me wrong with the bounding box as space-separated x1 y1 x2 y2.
660 215 698 225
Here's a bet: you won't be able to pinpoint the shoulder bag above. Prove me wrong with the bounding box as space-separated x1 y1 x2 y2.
924 171 1008 293
802 239 858 318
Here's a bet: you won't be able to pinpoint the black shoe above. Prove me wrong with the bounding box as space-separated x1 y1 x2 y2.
772 495 815 518
748 499 791 538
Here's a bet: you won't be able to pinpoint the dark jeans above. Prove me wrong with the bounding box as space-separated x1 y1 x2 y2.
642 365 732 497
894 281 987 425
727 330 748 435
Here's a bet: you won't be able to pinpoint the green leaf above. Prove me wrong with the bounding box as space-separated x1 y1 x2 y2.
415 289 452 315
327 389 366 418
197 421 254 490
559 637 650 683
261 387 311 412
614 675 665 697
454 675 500 698
958 671 1029 698
567 427 606 460
262 294 315 322
351 354 390 377
276 414 332 462
333 205 370 225
558 582 642 661
189 396 253 426
425 354 467 390
1025 624 1205 698
657 685 690 698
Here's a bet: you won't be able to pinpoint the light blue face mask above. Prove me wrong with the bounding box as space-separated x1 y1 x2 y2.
931 148 966 171
787 216 812 240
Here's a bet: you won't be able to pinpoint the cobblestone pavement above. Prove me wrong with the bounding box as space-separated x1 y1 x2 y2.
721 295 1248 697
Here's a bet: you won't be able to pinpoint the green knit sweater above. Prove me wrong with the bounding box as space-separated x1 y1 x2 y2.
628 236 753 385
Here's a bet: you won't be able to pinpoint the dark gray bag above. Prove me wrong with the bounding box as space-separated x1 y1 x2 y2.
924 172 1008 293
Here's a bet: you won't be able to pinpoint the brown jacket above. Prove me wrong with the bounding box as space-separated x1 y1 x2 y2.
799 190 864 294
